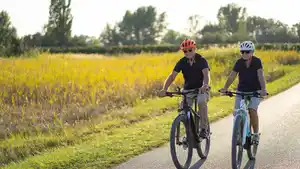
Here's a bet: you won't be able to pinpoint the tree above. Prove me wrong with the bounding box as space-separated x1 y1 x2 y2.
217 3 247 34
99 24 122 46
293 22 300 42
228 20 250 43
70 35 89 46
100 6 167 46
187 15 202 40
22 32 44 48
0 11 21 56
200 32 227 44
199 23 223 34
161 29 188 45
44 0 73 46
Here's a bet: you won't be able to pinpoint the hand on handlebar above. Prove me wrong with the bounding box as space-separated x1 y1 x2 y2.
219 88 228 94
158 89 167 97
200 84 211 93
260 89 268 97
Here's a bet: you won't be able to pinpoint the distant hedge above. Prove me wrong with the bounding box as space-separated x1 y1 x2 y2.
40 43 300 54
255 43 300 51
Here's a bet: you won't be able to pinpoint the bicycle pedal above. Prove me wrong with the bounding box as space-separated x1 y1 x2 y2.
251 133 261 136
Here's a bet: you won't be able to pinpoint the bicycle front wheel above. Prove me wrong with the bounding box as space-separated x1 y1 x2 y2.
170 114 193 169
231 114 244 169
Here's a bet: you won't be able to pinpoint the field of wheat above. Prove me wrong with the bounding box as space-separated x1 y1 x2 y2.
2 48 300 168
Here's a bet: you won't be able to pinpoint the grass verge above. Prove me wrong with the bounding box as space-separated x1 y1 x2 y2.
0 97 179 165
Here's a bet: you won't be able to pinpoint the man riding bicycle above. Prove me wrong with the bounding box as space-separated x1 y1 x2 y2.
219 41 268 145
158 39 211 138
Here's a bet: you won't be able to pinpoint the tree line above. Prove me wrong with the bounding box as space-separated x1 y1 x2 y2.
1 0 300 56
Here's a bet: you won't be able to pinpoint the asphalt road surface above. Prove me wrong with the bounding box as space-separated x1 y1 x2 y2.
113 83 300 169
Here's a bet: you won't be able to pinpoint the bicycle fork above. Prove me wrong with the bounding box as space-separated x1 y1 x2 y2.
176 124 182 145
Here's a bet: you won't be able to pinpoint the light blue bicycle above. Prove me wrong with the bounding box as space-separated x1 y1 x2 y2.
219 90 268 169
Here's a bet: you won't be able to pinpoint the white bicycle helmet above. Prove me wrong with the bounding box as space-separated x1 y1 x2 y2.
240 41 255 51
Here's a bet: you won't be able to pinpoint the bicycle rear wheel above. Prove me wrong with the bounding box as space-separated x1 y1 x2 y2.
170 114 193 169
231 114 244 169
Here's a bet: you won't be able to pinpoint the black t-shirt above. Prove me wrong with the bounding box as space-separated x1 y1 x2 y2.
233 56 263 92
173 53 210 90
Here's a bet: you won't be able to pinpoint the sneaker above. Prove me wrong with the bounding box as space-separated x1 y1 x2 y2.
199 128 208 138
252 133 260 145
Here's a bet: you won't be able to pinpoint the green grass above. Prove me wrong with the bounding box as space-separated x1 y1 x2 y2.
2 65 300 169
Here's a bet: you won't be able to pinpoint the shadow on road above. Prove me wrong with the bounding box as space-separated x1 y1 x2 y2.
189 159 206 169
188 159 255 169
243 160 256 169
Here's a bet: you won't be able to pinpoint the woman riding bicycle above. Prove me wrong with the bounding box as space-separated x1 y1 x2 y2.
219 40 268 145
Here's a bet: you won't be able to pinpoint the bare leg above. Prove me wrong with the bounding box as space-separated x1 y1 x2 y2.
248 108 259 133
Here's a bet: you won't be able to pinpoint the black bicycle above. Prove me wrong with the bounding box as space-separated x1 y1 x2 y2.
165 87 212 169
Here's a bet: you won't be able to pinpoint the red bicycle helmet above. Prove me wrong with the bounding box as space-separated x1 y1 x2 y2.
180 39 196 50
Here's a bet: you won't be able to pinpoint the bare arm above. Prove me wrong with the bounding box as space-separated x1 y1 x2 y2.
257 69 266 90
224 71 238 89
162 71 178 90
202 68 210 87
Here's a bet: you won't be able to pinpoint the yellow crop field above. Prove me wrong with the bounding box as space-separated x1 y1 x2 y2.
1 48 300 139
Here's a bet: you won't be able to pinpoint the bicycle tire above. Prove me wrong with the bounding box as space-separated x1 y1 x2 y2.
196 124 211 159
231 114 244 169
170 114 193 169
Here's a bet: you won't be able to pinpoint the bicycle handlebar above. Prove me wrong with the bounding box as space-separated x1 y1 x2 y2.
218 90 269 98
166 88 199 97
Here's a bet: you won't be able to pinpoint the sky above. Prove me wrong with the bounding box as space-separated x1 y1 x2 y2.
1 0 300 37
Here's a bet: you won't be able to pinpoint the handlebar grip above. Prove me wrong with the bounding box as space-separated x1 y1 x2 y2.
165 92 171 96
218 89 227 93
218 89 228 93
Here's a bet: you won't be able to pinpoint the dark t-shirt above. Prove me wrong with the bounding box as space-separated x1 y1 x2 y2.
173 53 210 90
233 56 263 92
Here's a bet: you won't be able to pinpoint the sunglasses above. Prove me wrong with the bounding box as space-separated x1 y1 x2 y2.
183 49 193 53
240 50 251 54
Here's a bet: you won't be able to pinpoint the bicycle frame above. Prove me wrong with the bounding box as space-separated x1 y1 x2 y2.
167 88 201 142
233 96 251 146
226 90 268 146
180 91 201 142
